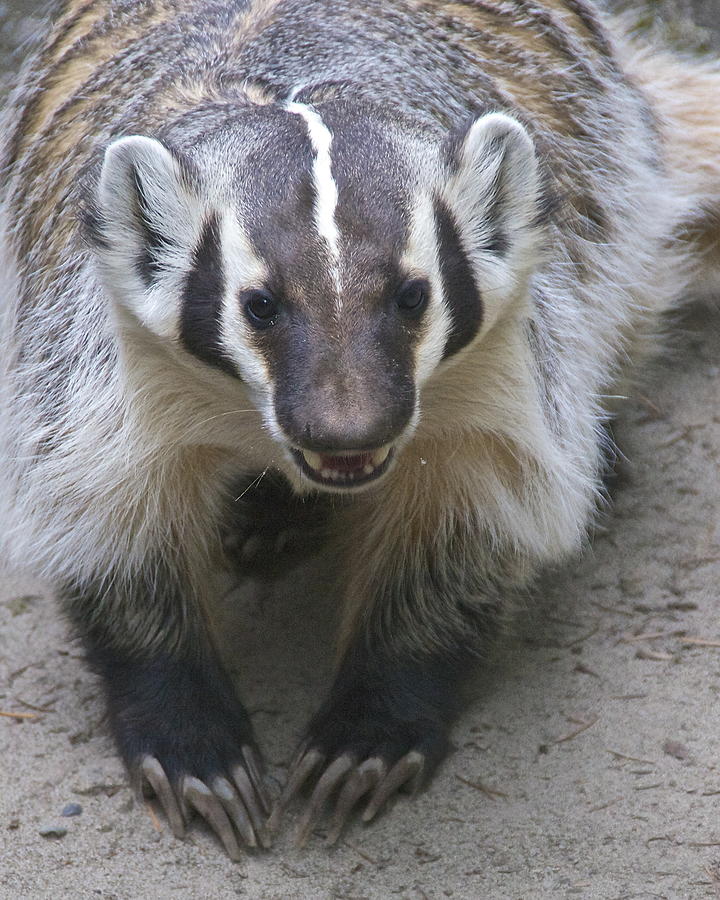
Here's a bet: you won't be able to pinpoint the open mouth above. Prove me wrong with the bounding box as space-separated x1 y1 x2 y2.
291 445 394 489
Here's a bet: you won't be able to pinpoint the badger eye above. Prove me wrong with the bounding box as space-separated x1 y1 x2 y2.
396 279 429 316
244 290 279 328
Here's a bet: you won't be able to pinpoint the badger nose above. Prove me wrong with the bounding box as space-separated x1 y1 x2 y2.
274 373 415 452
273 345 417 454
279 402 410 452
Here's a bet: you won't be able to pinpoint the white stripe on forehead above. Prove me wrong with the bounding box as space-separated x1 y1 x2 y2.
284 100 342 301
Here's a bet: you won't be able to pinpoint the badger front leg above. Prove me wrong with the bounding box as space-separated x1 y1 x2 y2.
283 629 480 847
272 488 508 846
64 564 270 858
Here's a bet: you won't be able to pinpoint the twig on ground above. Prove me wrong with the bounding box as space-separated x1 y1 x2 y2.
636 647 673 661
606 749 656 765
342 840 381 867
454 774 509 800
15 697 56 712
564 624 600 648
635 393 664 417
553 716 598 744
574 662 601 678
620 630 679 644
590 798 620 812
0 709 38 720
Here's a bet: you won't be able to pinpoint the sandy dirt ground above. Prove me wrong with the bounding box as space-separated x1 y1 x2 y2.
1 2 719 898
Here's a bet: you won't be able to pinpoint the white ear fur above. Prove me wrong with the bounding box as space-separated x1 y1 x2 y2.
443 113 545 323
95 135 202 338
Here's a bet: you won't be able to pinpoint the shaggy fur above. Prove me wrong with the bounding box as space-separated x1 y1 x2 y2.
1 0 718 853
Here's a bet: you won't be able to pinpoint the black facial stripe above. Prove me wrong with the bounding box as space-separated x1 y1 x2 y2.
179 213 238 378
434 199 483 359
132 166 175 288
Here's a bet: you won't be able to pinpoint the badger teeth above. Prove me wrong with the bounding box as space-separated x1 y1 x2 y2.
371 446 390 467
295 444 394 488
302 450 323 471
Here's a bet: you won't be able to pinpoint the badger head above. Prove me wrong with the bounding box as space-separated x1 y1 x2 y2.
91 98 546 493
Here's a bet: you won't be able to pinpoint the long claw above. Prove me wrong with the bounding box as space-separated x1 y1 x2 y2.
326 758 386 846
295 754 355 849
140 756 185 838
241 745 271 815
182 776 242 861
362 751 425 823
231 764 270 848
211 776 257 848
267 748 325 836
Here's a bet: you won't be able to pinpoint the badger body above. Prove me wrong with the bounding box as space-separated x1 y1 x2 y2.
1 0 719 854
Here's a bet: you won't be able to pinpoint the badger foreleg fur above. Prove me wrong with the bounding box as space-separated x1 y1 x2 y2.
34 439 276 856
63 566 270 857
275 422 592 845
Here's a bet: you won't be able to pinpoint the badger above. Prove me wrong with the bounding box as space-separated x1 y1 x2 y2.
1 0 719 858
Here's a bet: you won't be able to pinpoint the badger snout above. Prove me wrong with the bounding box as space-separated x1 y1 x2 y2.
275 377 413 491
281 396 407 490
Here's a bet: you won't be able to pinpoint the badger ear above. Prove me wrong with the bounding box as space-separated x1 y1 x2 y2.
90 135 202 337
442 113 546 303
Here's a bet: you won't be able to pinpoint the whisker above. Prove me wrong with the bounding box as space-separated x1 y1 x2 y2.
234 466 270 502
191 408 259 430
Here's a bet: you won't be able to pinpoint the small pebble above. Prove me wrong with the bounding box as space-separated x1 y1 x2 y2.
38 824 67 839
61 803 83 817
663 739 690 761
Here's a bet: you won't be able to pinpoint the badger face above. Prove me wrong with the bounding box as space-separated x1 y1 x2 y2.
91 99 545 493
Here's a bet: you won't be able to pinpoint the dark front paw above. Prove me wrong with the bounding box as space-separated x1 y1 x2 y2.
223 472 331 578
269 673 453 846
92 647 271 858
